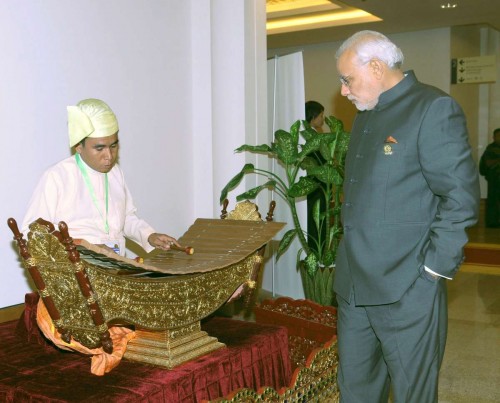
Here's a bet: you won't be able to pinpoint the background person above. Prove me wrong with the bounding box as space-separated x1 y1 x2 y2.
22 98 179 256
305 100 325 132
479 127 500 227
334 30 479 403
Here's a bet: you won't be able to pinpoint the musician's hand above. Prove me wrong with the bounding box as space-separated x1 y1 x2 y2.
148 233 181 250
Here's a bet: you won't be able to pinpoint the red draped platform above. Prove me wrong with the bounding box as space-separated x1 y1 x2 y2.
0 293 292 402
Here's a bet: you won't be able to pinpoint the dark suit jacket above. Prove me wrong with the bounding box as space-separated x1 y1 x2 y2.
334 70 480 306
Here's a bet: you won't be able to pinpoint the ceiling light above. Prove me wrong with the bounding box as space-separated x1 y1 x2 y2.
266 0 382 35
441 3 457 9
267 9 381 34
267 0 341 18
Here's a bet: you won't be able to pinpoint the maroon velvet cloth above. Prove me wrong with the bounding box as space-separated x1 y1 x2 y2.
0 293 291 402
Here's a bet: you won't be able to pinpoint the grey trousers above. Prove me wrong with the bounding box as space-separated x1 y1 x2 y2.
336 271 448 403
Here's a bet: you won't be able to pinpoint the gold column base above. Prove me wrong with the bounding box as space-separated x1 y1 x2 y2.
124 324 226 369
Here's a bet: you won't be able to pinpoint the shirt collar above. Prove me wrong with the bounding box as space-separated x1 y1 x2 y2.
74 153 106 176
374 70 417 111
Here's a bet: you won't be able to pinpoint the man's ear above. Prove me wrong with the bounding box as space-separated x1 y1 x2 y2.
369 59 385 80
75 143 83 153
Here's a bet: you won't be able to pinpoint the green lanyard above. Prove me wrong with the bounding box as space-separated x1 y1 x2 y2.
75 154 109 234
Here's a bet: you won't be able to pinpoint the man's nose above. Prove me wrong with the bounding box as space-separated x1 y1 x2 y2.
103 148 112 160
340 84 350 96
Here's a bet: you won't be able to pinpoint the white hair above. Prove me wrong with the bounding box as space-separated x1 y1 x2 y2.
336 30 404 69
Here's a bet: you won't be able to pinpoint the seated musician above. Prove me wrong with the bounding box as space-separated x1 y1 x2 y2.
22 98 180 256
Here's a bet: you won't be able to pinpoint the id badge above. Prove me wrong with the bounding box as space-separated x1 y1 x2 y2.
103 240 120 255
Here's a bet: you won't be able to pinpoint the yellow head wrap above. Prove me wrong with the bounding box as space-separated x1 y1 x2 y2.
67 99 119 147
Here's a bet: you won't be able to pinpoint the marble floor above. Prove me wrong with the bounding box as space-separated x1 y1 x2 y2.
438 225 500 402
439 270 500 402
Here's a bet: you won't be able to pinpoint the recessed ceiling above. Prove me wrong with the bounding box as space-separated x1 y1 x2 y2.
266 0 380 35
267 0 500 49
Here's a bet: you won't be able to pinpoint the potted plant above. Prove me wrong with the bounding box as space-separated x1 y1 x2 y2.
220 116 349 306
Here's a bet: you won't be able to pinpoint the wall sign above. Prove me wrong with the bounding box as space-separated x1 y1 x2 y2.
451 55 496 84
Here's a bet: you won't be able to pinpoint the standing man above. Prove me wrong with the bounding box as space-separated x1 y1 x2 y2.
23 98 179 256
334 31 479 402
479 128 500 227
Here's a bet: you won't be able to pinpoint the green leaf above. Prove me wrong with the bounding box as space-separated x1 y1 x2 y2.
300 155 320 171
289 120 301 145
304 253 319 277
276 229 297 260
235 144 273 154
318 133 338 143
308 165 342 185
236 180 276 201
322 250 335 267
337 131 350 160
315 134 337 162
325 115 344 135
324 267 336 303
219 164 256 203
274 130 299 164
298 136 322 159
288 176 319 197
300 125 317 142
312 198 321 230
242 163 256 173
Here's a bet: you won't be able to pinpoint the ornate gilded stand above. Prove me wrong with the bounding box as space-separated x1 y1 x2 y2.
8 201 284 369
125 326 224 369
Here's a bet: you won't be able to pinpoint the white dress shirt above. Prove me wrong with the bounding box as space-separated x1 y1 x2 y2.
22 155 155 256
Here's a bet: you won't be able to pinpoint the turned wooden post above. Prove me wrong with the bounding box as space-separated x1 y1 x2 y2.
244 200 277 306
266 200 276 222
220 199 229 219
58 221 113 354
7 218 72 344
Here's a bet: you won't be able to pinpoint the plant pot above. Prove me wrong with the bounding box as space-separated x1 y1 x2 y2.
299 262 337 307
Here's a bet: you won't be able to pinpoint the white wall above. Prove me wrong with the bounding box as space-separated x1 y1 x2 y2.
192 0 268 218
0 0 267 308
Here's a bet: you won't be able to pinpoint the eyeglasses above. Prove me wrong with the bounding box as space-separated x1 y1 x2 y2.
339 59 375 88
339 74 353 88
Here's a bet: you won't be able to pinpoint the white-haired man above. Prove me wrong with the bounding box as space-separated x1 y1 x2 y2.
23 98 179 256
334 31 479 402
